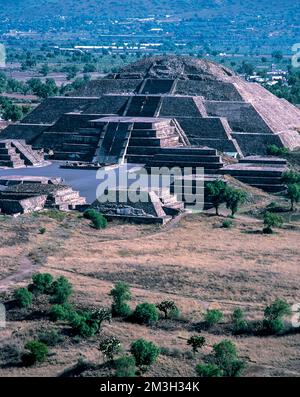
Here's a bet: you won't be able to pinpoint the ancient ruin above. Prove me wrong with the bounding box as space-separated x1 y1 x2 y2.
0 139 46 168
0 176 86 215
0 56 298 216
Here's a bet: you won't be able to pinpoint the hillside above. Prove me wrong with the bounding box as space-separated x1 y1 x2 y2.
0 1 299 53
0 0 298 26
0 0 298 19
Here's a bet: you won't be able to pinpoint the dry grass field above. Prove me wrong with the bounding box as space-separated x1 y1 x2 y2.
0 202 299 377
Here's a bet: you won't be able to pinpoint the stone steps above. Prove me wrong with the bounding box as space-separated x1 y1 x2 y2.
129 135 180 147
126 146 164 155
0 141 26 168
145 160 223 169
11 140 44 166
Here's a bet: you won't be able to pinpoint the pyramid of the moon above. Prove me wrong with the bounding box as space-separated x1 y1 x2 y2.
1 56 300 163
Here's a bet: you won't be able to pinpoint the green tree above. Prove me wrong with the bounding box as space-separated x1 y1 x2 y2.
264 299 291 320
14 288 33 308
132 303 159 325
110 282 132 317
3 104 23 121
263 212 283 234
206 180 227 216
212 339 245 377
262 299 291 335
281 171 300 185
287 183 300 211
224 186 247 217
204 309 224 328
99 336 122 361
23 340 48 366
130 339 160 373
156 300 179 319
50 276 72 303
70 308 111 337
114 355 136 377
187 335 206 354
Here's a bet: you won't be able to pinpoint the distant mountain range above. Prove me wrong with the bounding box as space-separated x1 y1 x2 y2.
0 0 299 53
0 0 298 21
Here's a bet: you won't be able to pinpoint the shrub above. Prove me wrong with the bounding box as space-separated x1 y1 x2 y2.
262 299 291 334
187 335 206 354
49 303 75 321
39 227 46 234
130 339 160 372
42 209 67 221
156 300 179 319
213 339 237 363
38 330 62 346
30 273 53 294
70 308 111 337
266 144 289 156
212 339 245 377
114 355 136 377
22 340 48 366
50 276 72 303
281 170 300 185
263 211 283 234
224 187 247 217
222 219 233 229
83 209 107 229
264 299 291 320
110 282 132 317
99 336 122 361
196 363 222 377
204 309 224 327
69 312 95 337
132 303 159 325
14 288 33 308
231 308 248 334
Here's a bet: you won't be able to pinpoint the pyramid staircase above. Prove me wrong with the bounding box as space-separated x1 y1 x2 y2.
37 126 101 162
125 119 184 164
0 140 45 168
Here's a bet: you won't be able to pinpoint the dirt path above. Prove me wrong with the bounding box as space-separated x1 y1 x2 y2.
0 256 36 292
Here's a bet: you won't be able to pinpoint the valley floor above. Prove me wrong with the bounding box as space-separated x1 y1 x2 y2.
0 208 299 377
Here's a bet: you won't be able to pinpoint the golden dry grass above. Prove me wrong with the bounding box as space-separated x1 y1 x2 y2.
0 210 299 377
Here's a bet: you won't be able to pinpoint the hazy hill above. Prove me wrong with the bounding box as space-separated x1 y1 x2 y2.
0 0 298 21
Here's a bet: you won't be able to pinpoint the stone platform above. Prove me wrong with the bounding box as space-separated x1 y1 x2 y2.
0 179 86 215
